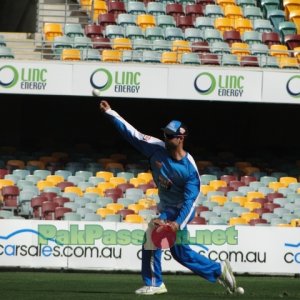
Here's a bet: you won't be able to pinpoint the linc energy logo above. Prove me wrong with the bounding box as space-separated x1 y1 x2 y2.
90 68 141 93
0 65 47 90
286 75 300 98
194 72 244 97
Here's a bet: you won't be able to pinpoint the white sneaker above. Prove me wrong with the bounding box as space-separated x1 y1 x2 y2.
218 260 237 294
135 283 168 295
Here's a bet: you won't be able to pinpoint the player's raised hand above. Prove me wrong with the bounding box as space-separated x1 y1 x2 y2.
100 100 111 112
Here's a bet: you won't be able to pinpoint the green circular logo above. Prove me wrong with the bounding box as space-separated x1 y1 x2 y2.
286 75 300 98
194 72 216 95
90 68 113 92
0 65 19 89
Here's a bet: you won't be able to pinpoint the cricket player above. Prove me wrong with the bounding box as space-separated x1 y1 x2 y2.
100 100 237 295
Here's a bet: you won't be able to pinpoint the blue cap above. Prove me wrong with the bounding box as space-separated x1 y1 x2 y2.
161 120 188 135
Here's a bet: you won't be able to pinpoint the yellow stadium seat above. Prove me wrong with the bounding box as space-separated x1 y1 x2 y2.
277 223 292 227
172 40 191 53
128 203 146 214
96 207 115 218
297 187 300 193
209 180 227 190
7 159 25 169
200 185 215 196
137 172 153 183
241 212 260 223
102 49 122 62
97 182 115 195
130 177 147 187
279 56 299 68
46 175 64 185
231 42 250 59
161 51 179 64
44 23 63 41
244 201 262 211
93 0 108 22
64 186 83 196
291 219 300 226
224 5 243 19
247 191 264 202
106 162 125 171
196 161 213 170
284 0 300 19
210 195 227 206
232 196 247 206
145 188 158 197
37 180 55 191
112 37 132 50
0 179 14 189
268 181 286 191
235 161 251 169
234 18 253 34
80 0 92 10
96 171 114 182
109 176 127 187
27 160 45 170
124 214 145 223
270 44 289 57
61 49 81 61
242 166 260 175
215 17 235 33
279 176 297 187
98 158 116 167
85 187 103 196
106 203 124 213
216 0 236 9
138 198 156 208
294 46 300 62
137 14 156 29
229 217 247 226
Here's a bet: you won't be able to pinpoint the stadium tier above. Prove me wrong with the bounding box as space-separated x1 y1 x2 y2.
1 0 300 66
0 148 299 227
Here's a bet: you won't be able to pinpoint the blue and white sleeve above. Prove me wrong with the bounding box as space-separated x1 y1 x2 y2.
175 157 201 229
104 109 165 158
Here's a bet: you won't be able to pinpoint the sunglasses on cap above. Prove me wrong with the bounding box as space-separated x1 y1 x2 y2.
164 133 183 139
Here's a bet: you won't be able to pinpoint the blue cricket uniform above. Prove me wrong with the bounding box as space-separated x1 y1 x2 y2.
104 109 222 286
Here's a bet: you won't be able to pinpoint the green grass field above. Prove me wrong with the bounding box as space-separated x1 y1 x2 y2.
0 271 299 300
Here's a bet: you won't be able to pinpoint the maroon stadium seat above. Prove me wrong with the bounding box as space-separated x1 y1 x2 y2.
191 41 210 52
185 4 204 22
55 206 72 220
107 0 126 17
166 3 185 19
92 37 111 49
42 201 59 220
284 34 300 50
240 56 259 67
262 32 281 47
98 13 116 31
84 24 102 38
199 53 220 65
249 218 268 226
104 187 123 203
176 15 194 30
223 30 242 46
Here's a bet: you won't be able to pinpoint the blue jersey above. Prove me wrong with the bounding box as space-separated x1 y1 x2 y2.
105 109 201 229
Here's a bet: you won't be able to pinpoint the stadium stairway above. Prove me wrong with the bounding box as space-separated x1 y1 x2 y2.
0 32 43 60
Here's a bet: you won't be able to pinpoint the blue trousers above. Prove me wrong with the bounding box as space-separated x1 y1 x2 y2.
141 207 222 286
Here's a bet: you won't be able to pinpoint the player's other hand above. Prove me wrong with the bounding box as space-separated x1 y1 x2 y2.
100 100 110 112
167 221 179 232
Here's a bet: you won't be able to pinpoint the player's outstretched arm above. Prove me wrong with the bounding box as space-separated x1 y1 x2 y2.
99 100 111 112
